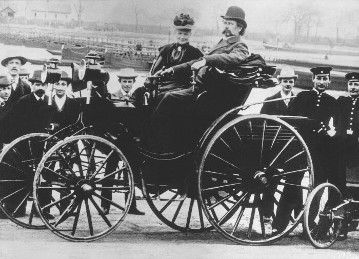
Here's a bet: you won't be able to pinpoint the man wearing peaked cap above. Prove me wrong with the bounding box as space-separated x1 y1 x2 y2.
273 67 338 233
2 56 31 105
261 66 297 115
332 72 359 202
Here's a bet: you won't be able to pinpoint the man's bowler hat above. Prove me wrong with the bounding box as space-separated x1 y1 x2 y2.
345 72 359 81
1 56 27 67
221 6 247 28
29 70 46 84
59 71 72 84
19 67 30 76
310 66 332 75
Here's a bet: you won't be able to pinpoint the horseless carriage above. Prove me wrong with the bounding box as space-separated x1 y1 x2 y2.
2 57 356 247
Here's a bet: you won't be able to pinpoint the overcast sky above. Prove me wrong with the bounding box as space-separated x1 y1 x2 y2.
6 0 359 39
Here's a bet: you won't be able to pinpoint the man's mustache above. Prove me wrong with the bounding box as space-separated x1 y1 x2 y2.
222 28 233 35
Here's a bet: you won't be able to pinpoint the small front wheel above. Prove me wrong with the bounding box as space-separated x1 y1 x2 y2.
304 183 343 248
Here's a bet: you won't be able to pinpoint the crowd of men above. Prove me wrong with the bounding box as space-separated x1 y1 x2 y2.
0 5 358 235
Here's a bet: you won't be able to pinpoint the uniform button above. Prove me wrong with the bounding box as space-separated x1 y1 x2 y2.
316 104 319 106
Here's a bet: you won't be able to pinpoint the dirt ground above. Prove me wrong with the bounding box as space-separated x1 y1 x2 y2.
0 199 358 259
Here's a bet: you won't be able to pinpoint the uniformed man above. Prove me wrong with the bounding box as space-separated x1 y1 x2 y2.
333 72 359 197
260 66 296 115
1 56 31 105
272 66 337 232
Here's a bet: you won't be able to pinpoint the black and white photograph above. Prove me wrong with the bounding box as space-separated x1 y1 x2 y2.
0 0 358 258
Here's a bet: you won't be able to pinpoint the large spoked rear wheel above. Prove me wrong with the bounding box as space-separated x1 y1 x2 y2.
198 115 314 245
144 178 213 232
33 135 134 242
304 183 343 248
0 133 53 229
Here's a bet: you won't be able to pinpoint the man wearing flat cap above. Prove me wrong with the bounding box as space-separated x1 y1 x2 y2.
1 56 31 105
272 67 338 233
152 6 251 152
261 66 297 115
0 71 13 124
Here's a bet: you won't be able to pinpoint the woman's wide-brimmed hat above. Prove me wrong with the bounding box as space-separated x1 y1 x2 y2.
173 13 195 30
221 6 247 28
1 56 27 66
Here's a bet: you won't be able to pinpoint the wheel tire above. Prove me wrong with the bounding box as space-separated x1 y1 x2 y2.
304 183 343 248
0 133 54 229
198 115 314 245
33 135 134 241
144 177 213 232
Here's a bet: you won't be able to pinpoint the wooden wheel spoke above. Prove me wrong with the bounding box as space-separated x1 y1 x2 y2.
218 192 249 225
203 170 242 180
185 198 195 229
260 120 267 165
232 126 243 143
209 153 242 171
220 137 233 151
12 190 30 216
267 136 295 168
89 150 115 180
256 195 266 238
202 182 242 192
53 199 78 227
281 150 305 166
197 200 205 229
278 182 309 190
89 196 112 227
1 162 28 175
84 199 94 236
231 206 246 235
0 187 27 202
74 145 85 178
0 179 26 182
87 142 97 177
270 125 282 150
171 199 185 223
42 192 75 210
247 200 256 238
272 168 309 178
95 186 130 192
92 191 125 211
159 193 178 213
208 193 233 210
71 199 83 236
94 167 125 183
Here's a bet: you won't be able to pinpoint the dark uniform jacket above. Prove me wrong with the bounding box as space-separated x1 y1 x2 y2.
335 96 359 138
7 78 31 105
287 90 336 131
0 93 49 143
260 91 294 115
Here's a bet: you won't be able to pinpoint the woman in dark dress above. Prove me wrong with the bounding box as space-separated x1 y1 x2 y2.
151 13 203 93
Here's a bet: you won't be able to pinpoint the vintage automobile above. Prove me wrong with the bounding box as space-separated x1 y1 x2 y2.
0 58 317 245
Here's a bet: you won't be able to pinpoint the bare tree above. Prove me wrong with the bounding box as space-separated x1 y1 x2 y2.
73 0 84 28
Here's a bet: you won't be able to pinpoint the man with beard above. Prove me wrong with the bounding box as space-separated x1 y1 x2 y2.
260 66 297 115
1 56 31 105
271 67 337 233
151 6 250 152
0 70 49 143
